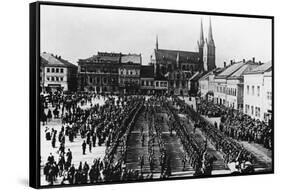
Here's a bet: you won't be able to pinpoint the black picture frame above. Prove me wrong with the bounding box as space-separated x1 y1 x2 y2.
30 1 274 189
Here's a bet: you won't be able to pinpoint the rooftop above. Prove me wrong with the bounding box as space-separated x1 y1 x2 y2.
190 71 205 81
216 61 245 78
155 49 200 64
228 61 259 79
41 53 77 68
244 61 272 74
121 54 141 64
198 68 223 81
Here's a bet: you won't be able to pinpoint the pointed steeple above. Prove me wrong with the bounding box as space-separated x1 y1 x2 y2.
199 18 204 47
208 17 215 45
156 35 159 50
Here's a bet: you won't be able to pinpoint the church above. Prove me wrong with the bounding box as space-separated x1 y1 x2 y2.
151 18 216 96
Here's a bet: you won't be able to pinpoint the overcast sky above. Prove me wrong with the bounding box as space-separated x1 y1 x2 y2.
41 5 272 67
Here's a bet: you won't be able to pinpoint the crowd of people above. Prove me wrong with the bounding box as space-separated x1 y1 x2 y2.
40 91 269 185
197 99 272 149
165 101 216 176
174 97 256 174
145 98 172 178
41 92 147 185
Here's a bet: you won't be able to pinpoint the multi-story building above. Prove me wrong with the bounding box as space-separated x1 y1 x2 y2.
243 61 272 123
152 19 216 96
213 59 259 110
198 67 225 100
40 52 78 93
77 52 121 93
154 75 168 95
119 54 142 94
140 65 155 94
78 52 142 94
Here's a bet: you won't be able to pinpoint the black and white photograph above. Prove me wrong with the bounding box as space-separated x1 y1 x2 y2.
31 2 273 188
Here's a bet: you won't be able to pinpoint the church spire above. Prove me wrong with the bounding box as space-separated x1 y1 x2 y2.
208 17 215 45
156 35 159 50
199 18 204 47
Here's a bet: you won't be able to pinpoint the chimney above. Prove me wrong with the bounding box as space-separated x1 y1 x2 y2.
252 57 255 63
243 59 245 63
224 61 226 68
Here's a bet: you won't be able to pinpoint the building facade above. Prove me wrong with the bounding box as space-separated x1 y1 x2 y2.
154 75 168 95
78 52 142 94
152 19 216 96
40 52 78 93
243 61 272 123
140 65 155 94
213 59 259 110
119 54 142 94
78 52 121 93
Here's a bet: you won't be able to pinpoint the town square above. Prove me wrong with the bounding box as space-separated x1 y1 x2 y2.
39 5 272 186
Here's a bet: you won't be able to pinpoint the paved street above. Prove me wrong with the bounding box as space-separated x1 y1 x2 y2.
123 107 194 177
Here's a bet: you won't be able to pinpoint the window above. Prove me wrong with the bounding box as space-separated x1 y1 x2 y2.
255 107 260 117
182 81 185 87
267 91 272 100
141 81 144 86
51 77 54 81
156 82 159 87
251 106 254 115
257 86 260 96
56 68 59 73
47 77 50 81
246 85 249 95
56 77 59 81
245 104 249 114
47 68 50 73
51 68 55 73
60 68 64 73
252 86 255 95
257 107 260 117
60 77 63 81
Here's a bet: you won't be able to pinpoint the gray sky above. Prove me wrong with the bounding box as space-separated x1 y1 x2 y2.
41 5 272 67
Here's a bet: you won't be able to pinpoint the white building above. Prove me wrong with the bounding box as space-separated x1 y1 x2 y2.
198 68 224 100
213 59 259 110
41 52 77 93
243 61 272 123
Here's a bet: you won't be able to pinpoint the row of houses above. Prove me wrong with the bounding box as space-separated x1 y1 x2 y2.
40 52 170 95
40 50 208 96
198 58 272 123
77 51 169 95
